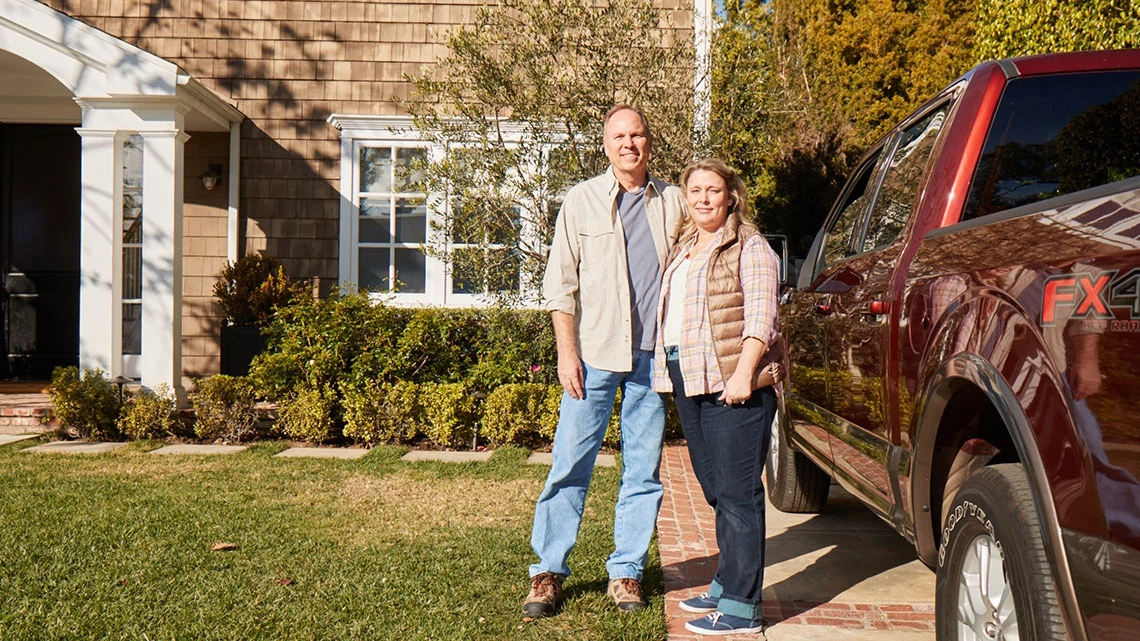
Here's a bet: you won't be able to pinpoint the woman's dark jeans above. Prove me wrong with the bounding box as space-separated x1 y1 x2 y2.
667 357 775 621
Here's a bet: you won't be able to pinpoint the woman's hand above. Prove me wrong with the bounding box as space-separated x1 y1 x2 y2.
718 371 753 406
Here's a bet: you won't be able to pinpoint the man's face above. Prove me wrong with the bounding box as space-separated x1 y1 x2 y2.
603 109 651 178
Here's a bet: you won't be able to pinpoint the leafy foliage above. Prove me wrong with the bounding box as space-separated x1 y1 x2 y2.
712 0 975 255
276 385 337 443
118 384 180 440
192 375 260 443
213 253 303 326
341 380 422 445
974 0 1140 60
407 0 696 303
480 383 561 448
249 292 557 444
47 367 123 440
419 382 477 448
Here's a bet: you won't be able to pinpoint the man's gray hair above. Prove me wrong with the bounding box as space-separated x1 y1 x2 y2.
603 104 653 141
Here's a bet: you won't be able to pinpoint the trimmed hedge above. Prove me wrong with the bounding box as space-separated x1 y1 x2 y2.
245 291 684 448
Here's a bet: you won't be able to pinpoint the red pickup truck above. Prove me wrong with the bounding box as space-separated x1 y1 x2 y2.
772 49 1140 641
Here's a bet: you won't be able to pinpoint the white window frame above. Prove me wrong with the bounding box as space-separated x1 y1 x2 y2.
329 114 551 307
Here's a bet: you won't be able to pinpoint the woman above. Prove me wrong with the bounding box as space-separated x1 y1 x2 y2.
653 158 781 636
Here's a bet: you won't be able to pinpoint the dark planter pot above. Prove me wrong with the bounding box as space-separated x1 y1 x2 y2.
220 323 267 376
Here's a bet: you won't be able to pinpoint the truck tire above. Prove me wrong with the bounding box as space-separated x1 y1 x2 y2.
765 407 829 513
936 464 1066 641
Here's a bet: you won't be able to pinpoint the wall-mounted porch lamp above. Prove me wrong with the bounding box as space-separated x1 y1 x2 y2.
201 162 224 191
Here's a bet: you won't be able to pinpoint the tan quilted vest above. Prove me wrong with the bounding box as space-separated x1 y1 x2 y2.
666 215 777 390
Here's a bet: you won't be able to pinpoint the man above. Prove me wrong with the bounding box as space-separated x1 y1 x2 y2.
523 105 685 617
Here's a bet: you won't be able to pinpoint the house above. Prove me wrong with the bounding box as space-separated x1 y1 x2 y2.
0 0 704 398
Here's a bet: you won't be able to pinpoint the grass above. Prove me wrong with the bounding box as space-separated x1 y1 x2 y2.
0 440 666 640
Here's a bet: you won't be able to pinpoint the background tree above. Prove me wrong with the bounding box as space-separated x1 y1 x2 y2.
974 0 1140 60
406 0 696 305
712 0 975 256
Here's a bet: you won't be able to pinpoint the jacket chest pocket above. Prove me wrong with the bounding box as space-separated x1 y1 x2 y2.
578 223 616 263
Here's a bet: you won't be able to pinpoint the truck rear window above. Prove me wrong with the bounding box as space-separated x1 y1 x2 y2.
961 70 1140 222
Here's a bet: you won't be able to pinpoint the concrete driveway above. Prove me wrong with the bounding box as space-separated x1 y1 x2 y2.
658 446 936 640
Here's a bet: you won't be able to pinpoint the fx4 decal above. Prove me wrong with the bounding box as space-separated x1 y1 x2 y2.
1044 269 1140 330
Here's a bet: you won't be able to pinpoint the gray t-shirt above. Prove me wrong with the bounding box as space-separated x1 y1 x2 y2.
617 187 661 352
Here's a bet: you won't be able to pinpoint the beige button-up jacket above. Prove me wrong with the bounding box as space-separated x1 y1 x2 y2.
542 168 685 372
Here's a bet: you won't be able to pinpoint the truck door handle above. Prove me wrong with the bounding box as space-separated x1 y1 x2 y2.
864 300 889 315
814 303 832 316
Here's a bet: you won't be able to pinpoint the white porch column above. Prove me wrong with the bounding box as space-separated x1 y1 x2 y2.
76 128 124 377
139 129 188 401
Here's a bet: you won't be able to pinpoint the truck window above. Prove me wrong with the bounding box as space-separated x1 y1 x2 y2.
820 151 883 272
861 105 950 253
962 70 1140 221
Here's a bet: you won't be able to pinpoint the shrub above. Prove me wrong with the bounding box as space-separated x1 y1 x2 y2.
119 384 179 440
47 366 122 439
193 375 260 443
250 290 394 403
277 385 337 443
342 380 421 445
213 253 302 326
419 382 476 448
480 383 554 447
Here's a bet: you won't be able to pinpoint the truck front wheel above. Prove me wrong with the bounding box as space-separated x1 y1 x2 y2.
935 464 1066 641
765 407 829 513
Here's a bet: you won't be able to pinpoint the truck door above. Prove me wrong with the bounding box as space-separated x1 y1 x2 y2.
826 104 952 516
785 148 885 466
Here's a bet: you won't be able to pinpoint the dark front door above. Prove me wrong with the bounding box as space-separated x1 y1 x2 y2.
0 124 81 379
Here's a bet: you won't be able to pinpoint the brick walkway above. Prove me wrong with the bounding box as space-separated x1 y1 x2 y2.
0 392 52 434
658 445 935 640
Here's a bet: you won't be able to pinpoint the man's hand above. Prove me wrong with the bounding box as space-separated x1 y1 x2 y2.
551 311 584 400
557 350 585 400
1069 333 1102 401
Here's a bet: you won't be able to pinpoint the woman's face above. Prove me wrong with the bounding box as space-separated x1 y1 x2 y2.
685 169 732 233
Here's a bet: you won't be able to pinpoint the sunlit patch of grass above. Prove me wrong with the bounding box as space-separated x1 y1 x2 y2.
0 443 664 640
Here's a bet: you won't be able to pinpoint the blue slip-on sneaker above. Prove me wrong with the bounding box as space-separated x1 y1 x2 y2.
679 592 719 614
684 612 766 637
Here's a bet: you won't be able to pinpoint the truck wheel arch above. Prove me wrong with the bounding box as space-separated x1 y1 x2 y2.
913 353 1087 641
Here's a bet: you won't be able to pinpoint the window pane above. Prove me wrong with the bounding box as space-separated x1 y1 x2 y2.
487 247 520 292
360 147 392 193
963 71 1140 221
358 247 391 291
123 211 142 244
394 198 427 244
123 135 143 191
451 247 480 294
821 153 881 271
359 198 391 243
394 248 426 293
123 247 142 299
395 147 427 192
488 206 521 246
862 106 949 253
450 200 480 244
123 302 141 355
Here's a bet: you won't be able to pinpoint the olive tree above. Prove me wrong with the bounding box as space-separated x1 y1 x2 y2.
406 0 697 305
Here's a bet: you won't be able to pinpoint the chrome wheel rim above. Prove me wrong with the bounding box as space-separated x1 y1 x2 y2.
956 533 1018 640
767 409 781 483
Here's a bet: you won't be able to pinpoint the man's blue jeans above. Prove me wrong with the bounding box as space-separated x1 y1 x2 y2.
668 357 775 621
529 350 665 581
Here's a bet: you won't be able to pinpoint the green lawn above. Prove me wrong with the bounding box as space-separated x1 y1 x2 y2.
0 440 665 640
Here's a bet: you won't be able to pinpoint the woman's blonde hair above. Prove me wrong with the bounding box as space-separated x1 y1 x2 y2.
677 158 753 239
